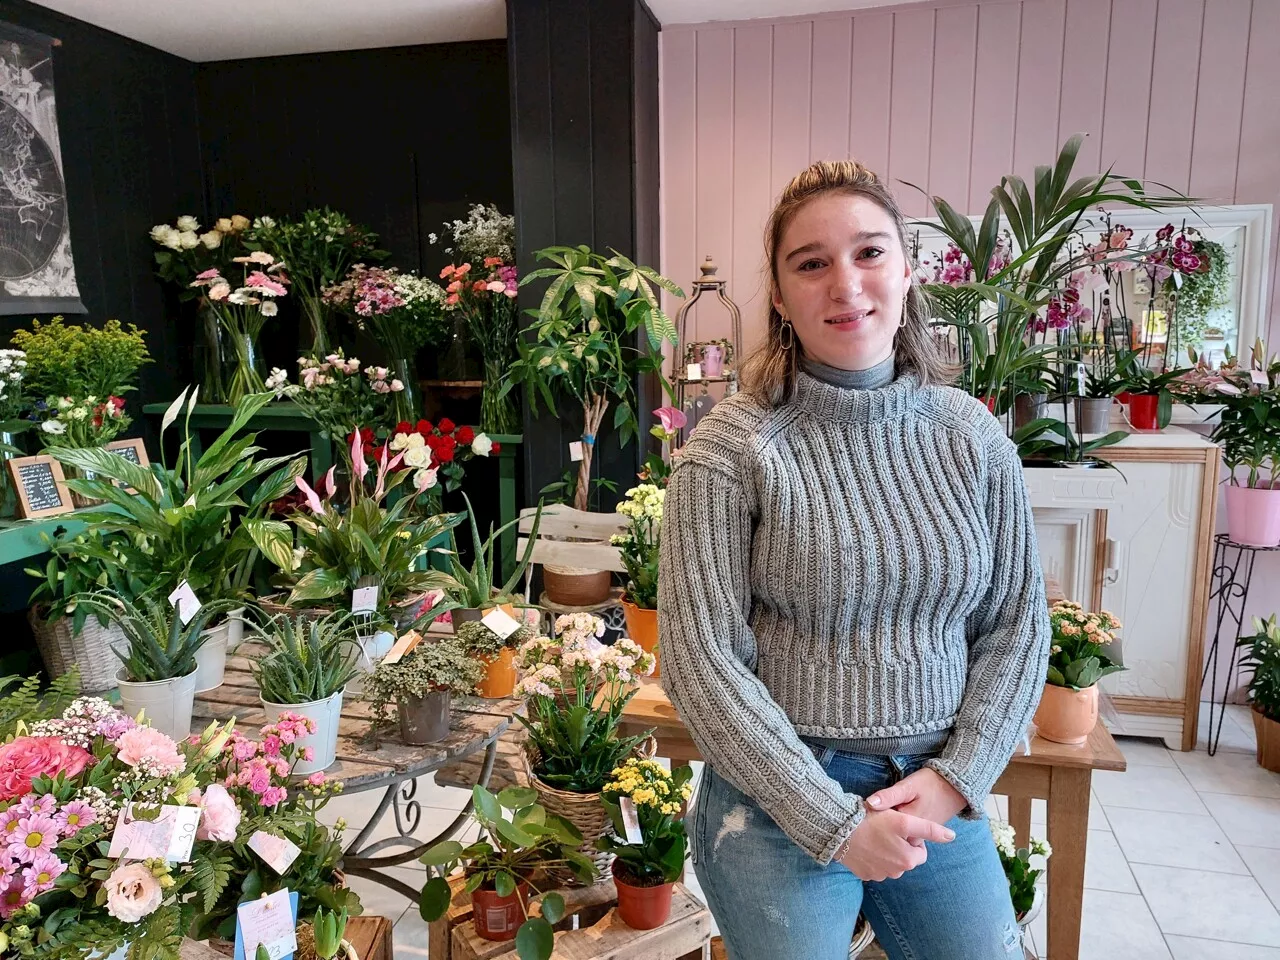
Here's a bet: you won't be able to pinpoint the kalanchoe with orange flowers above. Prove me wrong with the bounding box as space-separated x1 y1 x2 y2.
1046 601 1125 690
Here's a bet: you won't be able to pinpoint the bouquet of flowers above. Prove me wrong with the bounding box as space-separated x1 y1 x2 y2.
380 417 500 502
188 713 361 940
38 396 128 449
610 484 663 611
989 819 1051 920
439 258 521 434
0 350 29 425
0 697 237 960
189 252 290 404
267 351 403 440
1046 601 1125 690
150 215 253 298
599 759 693 885
11 318 151 403
514 614 655 793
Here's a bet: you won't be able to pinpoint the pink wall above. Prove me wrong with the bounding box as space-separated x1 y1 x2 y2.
659 0 1280 710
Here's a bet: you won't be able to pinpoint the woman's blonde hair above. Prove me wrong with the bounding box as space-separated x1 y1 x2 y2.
740 159 954 406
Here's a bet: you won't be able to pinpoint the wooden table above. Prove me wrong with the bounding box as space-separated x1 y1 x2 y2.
193 638 523 900
618 680 1126 960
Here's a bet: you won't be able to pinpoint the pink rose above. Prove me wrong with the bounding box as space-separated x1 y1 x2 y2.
195 783 241 842
115 727 186 776
0 737 93 800
104 863 164 922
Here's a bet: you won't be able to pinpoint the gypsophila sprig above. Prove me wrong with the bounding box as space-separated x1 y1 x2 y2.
1046 601 1125 690
429 204 514 263
599 759 693 885
989 819 1052 919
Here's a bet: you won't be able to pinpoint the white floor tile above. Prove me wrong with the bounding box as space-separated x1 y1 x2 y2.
1239 845 1280 910
1166 936 1280 959
1173 749 1280 799
1078 889 1172 960
1133 863 1280 946
344 868 417 923
1202 794 1280 849
1106 807 1249 874
1093 765 1208 815
1117 737 1178 767
1200 702 1258 755
392 901 430 960
1082 828 1140 893
1225 705 1261 746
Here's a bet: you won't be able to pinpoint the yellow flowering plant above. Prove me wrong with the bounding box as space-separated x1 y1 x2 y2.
1047 600 1125 690
609 483 663 609
599 759 693 885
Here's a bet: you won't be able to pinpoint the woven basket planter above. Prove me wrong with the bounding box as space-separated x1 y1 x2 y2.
29 607 126 693
258 593 338 623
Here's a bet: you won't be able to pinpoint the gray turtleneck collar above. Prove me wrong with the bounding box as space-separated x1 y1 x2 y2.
800 353 896 391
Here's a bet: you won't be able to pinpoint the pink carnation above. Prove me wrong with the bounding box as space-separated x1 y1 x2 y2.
0 737 93 801
195 783 241 842
115 727 186 776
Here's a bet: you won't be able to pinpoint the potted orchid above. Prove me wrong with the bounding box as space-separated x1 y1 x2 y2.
610 484 664 674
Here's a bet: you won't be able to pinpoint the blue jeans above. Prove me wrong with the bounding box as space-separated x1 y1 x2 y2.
692 746 1021 960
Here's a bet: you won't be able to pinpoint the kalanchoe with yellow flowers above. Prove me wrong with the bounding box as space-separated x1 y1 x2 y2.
1046 601 1125 690
599 759 693 885
610 484 663 610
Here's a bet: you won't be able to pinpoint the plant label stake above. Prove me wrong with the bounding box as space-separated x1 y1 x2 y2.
1251 370 1268 386
1076 363 1086 397
382 629 423 665
235 889 298 960
351 585 379 614
619 797 643 843
569 441 584 462
248 830 303 874
167 580 201 626
481 606 522 640
686 362 702 381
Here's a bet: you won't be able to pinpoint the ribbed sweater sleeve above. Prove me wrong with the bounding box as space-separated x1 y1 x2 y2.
925 431 1051 813
659 456 865 866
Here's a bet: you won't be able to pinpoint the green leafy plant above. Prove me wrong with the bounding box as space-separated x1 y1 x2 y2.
11 317 152 401
363 637 485 729
989 819 1051 919
455 619 534 658
440 492 541 611
250 610 364 704
504 246 682 511
1045 600 1125 690
26 529 150 633
419 785 595 960
1237 615 1280 724
310 906 349 960
599 759 693 885
610 483 663 610
1201 342 1280 490
1013 404 1128 469
72 591 240 682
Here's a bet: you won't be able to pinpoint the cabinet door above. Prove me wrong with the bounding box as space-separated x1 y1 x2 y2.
1032 508 1100 611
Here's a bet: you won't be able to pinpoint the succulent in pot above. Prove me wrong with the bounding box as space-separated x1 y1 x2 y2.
438 492 542 622
364 638 484 745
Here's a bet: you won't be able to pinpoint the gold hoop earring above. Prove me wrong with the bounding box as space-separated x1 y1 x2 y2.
779 319 794 350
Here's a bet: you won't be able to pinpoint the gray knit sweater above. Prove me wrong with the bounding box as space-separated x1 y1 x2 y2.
658 368 1050 865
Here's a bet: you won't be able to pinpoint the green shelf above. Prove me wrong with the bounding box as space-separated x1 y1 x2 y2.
0 504 125 566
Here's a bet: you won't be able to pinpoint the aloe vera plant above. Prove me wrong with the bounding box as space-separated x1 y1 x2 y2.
251 610 364 704
73 590 240 682
441 492 542 611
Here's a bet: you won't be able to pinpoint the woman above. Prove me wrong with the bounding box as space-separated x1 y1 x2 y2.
659 159 1049 959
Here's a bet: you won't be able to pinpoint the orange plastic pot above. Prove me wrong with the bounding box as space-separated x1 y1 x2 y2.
1032 683 1098 745
612 861 674 930
471 880 529 942
622 598 659 678
475 647 517 698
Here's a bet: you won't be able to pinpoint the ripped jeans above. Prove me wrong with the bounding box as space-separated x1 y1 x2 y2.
691 747 1021 960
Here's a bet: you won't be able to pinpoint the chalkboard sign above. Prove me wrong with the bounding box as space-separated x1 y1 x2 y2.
6 455 72 518
105 439 149 492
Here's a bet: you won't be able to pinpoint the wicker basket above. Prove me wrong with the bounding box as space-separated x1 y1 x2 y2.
29 607 126 693
258 594 338 623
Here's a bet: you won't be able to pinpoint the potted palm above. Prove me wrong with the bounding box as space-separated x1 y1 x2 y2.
514 613 656 882
74 590 239 739
504 246 681 605
599 759 694 929
1032 600 1125 744
419 785 595 957
439 492 542 624
611 483 663 675
251 610 365 774
455 619 534 699
364 637 483 745
1236 614 1280 773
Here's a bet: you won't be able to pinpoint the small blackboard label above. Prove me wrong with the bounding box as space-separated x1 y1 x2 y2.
114 445 141 465
104 439 149 492
7 455 73 518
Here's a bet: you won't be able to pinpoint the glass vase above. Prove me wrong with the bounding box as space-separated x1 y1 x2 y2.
300 294 331 358
480 360 519 435
393 355 419 424
195 300 227 404
439 314 480 381
223 328 267 405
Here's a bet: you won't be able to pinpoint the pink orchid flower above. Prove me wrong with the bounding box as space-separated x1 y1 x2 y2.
294 476 325 514
351 431 368 482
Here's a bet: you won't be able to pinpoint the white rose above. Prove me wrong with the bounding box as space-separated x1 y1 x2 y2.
160 226 183 250
176 215 200 232
178 230 200 250
41 420 66 435
403 446 430 469
149 224 170 245
199 230 222 249
104 863 164 922
471 433 493 457
414 467 438 492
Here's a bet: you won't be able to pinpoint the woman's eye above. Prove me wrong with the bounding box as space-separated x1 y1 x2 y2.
798 259 824 271
859 247 884 260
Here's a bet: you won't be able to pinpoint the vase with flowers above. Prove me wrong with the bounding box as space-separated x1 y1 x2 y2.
267 351 404 441
381 417 501 510
1032 600 1125 744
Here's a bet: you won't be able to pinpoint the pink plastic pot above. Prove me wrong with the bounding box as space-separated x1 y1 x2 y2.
1225 483 1280 547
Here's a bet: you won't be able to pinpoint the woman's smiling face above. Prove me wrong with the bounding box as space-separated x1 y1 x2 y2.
772 192 913 372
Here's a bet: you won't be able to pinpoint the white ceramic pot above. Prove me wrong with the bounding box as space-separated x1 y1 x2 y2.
194 621 231 693
1017 885 1046 929
260 688 344 774
116 668 198 741
226 606 247 651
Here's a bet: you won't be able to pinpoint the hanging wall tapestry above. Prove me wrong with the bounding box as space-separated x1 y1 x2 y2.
0 21 84 315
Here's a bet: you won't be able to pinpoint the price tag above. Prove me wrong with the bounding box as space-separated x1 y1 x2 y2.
108 804 200 862
569 441 584 462
351 586 379 614
1076 364 1086 397
619 797 643 844
481 606 523 640
248 831 303 875
686 362 702 381
381 630 423 665
167 580 201 626
234 889 298 960
1251 370 1268 386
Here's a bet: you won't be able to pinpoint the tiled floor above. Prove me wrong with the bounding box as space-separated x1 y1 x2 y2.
320 702 1280 959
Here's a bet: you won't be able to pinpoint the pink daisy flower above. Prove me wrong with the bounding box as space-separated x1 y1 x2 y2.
54 800 96 835
0 874 30 920
10 815 59 862
195 268 221 281
0 806 23 841
18 793 55 817
21 852 65 895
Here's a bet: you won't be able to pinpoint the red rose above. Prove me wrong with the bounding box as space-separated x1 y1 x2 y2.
435 437 457 463
491 442 501 454
417 419 433 436
456 426 475 445
396 421 412 435
437 418 456 435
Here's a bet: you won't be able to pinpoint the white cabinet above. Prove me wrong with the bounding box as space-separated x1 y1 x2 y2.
1024 429 1220 751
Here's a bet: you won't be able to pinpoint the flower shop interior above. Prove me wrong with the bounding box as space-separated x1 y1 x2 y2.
0 0 1278 958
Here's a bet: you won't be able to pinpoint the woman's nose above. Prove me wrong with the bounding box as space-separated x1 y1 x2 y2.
829 258 861 301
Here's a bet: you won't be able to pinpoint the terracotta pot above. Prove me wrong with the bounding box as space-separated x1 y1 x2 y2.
1253 706 1280 774
1127 393 1160 430
476 647 517 698
612 861 674 930
471 880 529 941
1032 683 1098 745
543 567 612 606
622 598 659 678
1225 484 1280 547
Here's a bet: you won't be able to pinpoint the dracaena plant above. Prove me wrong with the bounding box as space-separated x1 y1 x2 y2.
72 590 241 682
48 387 308 606
439 492 542 612
250 610 364 704
419 785 595 960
